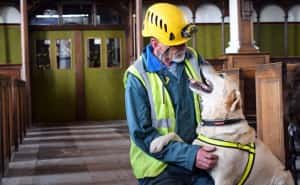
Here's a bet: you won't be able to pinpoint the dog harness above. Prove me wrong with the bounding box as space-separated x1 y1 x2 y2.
197 134 256 185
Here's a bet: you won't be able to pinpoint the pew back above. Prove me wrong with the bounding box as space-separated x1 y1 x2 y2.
255 62 300 167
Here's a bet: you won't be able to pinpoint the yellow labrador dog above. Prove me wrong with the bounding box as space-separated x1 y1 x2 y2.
150 63 295 185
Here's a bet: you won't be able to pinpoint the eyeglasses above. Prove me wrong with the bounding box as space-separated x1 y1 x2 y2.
181 24 198 38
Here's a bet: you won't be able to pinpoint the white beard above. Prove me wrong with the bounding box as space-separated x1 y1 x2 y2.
172 51 185 63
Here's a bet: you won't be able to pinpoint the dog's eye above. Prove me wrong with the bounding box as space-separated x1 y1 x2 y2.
219 73 225 78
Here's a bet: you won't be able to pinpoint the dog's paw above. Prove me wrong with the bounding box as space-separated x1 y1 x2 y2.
150 136 167 153
150 133 184 153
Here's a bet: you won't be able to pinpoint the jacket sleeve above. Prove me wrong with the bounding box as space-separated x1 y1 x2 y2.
125 73 200 171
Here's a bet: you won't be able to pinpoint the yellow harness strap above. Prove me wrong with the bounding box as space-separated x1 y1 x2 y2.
197 134 256 185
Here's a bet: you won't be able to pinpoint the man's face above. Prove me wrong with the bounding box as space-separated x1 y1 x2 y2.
152 38 187 66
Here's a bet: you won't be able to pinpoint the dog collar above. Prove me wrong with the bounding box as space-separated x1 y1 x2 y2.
201 118 244 126
197 134 255 185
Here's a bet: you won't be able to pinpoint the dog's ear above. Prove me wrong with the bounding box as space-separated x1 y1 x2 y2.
226 89 241 112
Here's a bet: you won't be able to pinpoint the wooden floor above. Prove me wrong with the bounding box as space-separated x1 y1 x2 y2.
3 121 300 185
1 121 136 185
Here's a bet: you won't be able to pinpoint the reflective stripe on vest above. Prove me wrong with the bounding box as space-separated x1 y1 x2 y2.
123 47 202 178
184 47 202 125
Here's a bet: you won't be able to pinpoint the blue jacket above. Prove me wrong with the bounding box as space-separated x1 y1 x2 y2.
125 44 200 171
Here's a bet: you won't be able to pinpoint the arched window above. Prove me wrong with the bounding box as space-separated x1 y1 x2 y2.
195 4 222 23
0 6 20 24
179 5 193 23
260 5 285 22
288 5 300 22
252 10 258 22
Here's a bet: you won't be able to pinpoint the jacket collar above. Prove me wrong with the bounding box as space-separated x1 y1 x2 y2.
143 44 165 72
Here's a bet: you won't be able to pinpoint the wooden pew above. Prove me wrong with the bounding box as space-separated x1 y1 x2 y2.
16 80 27 143
0 76 12 177
255 62 300 168
0 73 28 180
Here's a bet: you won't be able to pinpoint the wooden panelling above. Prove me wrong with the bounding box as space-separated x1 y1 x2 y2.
0 64 21 80
271 57 300 64
255 62 288 166
226 53 270 71
208 58 226 72
226 53 270 118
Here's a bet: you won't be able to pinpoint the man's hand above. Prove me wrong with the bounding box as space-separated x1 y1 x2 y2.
195 146 218 170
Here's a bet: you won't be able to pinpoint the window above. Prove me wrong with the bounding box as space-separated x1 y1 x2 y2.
30 9 59 25
62 4 92 25
96 6 121 24
35 40 51 70
56 39 71 70
106 38 121 68
87 38 101 68
29 3 123 25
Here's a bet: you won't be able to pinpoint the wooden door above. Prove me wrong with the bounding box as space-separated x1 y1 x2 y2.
31 31 76 122
83 30 126 120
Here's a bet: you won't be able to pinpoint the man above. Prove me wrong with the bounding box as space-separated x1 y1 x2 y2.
124 3 218 185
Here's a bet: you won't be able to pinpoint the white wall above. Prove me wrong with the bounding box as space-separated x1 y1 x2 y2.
260 4 285 22
196 4 222 23
0 6 20 23
288 5 300 22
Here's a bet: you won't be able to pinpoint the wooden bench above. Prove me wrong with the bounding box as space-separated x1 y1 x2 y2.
0 76 12 177
0 74 29 179
255 62 300 181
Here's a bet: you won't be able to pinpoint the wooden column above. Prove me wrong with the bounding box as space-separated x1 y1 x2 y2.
284 13 288 57
220 1 226 55
224 0 269 120
20 0 32 126
127 0 134 64
189 3 197 49
255 13 260 47
221 15 225 54
135 0 143 57
92 2 97 26
192 13 196 49
226 0 258 53
238 0 258 53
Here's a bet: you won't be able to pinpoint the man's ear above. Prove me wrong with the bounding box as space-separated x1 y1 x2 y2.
226 90 241 112
151 38 158 48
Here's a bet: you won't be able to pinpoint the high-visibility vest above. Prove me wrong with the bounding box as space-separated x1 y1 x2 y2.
124 47 202 179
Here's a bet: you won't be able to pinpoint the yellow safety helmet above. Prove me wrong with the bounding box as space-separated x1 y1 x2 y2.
142 3 197 46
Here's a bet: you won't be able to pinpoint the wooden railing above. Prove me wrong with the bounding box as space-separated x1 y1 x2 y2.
271 57 300 64
0 75 29 178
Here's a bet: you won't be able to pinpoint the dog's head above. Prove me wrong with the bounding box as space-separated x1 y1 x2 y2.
189 63 244 121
